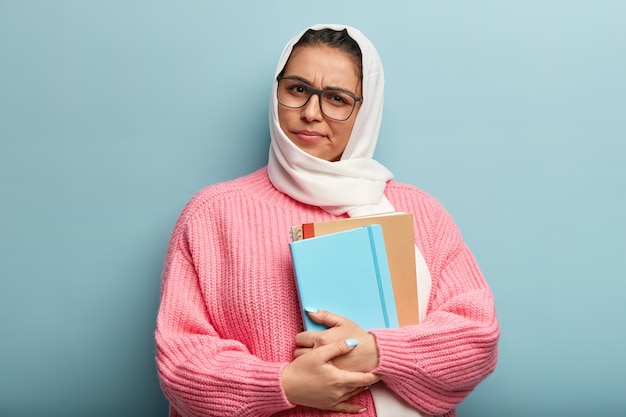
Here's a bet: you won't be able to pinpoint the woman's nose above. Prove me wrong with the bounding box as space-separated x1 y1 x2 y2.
301 93 324 122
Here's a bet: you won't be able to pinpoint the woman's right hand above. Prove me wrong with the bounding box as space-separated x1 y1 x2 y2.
281 339 381 413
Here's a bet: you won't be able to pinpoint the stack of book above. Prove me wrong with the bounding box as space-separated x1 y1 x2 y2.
289 212 419 331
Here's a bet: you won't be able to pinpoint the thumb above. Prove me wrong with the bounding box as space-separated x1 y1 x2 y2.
306 308 346 328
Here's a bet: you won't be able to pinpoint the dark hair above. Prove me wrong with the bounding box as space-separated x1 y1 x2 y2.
282 28 363 79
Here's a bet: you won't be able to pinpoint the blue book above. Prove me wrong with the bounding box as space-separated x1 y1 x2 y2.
289 224 399 331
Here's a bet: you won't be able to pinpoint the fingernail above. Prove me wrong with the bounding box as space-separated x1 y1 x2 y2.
358 408 367 413
304 306 318 314
345 338 358 348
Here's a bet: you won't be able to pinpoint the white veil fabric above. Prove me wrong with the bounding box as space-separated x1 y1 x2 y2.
267 23 395 217
267 24 434 417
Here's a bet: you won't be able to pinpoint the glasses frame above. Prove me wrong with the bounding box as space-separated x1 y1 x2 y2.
276 76 363 121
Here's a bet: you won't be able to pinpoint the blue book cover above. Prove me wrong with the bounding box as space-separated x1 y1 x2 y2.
289 224 399 331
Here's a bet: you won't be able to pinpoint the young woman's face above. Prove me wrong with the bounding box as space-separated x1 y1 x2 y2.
277 45 362 162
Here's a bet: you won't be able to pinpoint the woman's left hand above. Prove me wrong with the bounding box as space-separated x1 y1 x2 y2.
294 309 380 373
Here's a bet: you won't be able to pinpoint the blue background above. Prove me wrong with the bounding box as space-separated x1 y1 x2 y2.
1 1 624 416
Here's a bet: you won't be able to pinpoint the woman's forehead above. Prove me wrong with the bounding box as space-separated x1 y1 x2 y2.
282 45 361 90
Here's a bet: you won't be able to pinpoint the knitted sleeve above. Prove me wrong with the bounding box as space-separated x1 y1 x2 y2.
369 194 499 416
155 208 294 417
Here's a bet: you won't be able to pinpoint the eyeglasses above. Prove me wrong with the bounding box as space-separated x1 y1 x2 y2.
276 76 363 121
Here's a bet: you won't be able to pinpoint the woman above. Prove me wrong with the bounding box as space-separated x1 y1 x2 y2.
156 24 499 417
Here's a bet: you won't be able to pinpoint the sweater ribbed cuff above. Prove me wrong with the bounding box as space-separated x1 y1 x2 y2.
370 328 418 377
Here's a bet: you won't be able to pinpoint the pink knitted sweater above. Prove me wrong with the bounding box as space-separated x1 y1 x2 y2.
155 168 499 417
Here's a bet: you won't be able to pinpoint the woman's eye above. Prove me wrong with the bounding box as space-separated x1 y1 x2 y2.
326 94 350 106
291 84 309 95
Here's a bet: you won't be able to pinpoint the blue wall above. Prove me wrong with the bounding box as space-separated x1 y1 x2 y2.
1 1 624 416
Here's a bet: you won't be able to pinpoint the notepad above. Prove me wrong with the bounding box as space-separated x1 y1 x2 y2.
289 224 399 331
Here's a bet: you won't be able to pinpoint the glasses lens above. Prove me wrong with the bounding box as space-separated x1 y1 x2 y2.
277 78 357 121
277 78 310 108
320 91 356 121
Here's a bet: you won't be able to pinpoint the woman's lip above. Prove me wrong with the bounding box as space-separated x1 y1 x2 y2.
294 130 325 143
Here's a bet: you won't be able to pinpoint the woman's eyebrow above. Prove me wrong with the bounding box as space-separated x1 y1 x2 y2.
282 74 358 96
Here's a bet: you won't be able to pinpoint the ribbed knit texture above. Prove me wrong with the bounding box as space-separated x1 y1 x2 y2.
155 168 499 417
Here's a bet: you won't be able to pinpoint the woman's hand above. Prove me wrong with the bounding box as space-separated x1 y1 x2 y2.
281 339 380 413
294 309 380 373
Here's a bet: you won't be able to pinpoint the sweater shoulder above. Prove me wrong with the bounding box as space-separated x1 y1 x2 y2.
177 168 271 222
385 180 432 198
384 180 460 244
385 180 446 214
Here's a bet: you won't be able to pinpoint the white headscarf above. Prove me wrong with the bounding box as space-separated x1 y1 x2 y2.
267 24 395 217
